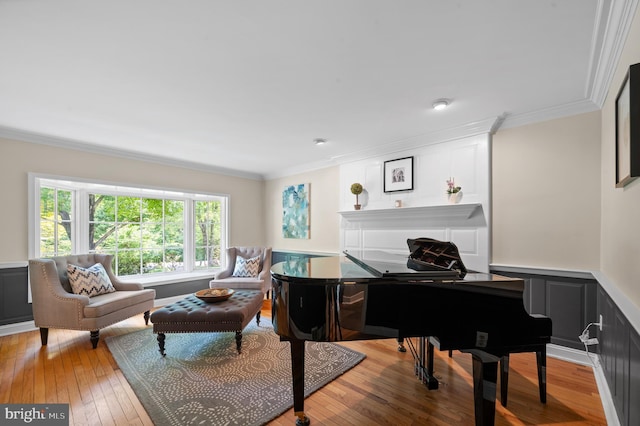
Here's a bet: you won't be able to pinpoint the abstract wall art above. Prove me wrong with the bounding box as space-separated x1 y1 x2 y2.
282 183 309 239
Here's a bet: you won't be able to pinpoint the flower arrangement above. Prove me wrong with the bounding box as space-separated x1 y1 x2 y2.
446 177 461 194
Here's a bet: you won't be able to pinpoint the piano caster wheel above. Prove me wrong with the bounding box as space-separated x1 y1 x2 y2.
295 413 310 426
397 338 406 352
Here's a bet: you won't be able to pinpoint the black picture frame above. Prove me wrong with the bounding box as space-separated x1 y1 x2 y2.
383 156 414 192
615 63 640 188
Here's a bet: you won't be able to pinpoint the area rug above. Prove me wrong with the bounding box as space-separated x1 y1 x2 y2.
105 319 365 426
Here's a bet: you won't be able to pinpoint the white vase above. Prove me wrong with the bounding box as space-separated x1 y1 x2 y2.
448 191 463 204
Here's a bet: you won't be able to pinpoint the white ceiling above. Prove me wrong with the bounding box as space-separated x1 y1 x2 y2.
0 0 627 180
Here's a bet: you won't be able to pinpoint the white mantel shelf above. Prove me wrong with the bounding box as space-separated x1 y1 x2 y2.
338 203 482 222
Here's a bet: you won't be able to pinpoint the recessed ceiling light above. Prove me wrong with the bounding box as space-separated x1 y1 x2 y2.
433 99 450 110
314 138 327 145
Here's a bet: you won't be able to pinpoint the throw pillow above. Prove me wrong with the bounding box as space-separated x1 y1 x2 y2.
67 263 116 297
232 255 261 277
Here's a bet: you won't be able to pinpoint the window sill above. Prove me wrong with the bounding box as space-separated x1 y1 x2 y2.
127 271 217 287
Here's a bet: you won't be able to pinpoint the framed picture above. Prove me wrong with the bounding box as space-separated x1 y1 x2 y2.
383 156 414 192
615 63 640 188
282 183 310 239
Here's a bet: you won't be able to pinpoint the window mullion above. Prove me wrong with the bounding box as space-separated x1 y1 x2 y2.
183 199 194 273
74 189 89 254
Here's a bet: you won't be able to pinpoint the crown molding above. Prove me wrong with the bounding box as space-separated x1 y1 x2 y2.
0 125 265 181
499 98 600 130
264 116 501 180
588 0 639 107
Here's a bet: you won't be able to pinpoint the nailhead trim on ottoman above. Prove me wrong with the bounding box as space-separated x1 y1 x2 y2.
150 289 264 356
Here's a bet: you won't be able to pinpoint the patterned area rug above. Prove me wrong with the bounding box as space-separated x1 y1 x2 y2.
106 319 365 426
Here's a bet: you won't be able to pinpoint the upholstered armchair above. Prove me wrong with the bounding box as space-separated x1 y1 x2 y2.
29 253 156 349
209 246 272 295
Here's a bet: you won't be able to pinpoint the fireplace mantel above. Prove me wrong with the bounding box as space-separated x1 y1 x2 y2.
339 203 482 223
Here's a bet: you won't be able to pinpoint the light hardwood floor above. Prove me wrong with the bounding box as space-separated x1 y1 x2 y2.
0 306 607 426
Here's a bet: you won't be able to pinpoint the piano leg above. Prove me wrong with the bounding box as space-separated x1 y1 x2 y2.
423 338 439 390
536 346 547 403
290 339 310 426
499 355 509 406
467 350 499 426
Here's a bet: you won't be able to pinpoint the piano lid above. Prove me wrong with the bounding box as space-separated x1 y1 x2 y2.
270 249 462 282
344 249 462 280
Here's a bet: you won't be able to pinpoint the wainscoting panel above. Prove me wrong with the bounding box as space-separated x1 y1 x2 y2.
360 229 447 254
344 229 361 249
0 266 32 325
596 281 639 426
491 268 597 350
546 279 596 348
629 331 640 426
449 229 478 254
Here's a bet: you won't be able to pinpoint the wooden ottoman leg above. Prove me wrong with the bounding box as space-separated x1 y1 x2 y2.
157 333 166 357
235 331 243 353
256 311 261 326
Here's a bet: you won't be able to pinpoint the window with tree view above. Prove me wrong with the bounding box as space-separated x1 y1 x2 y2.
33 177 227 278
89 194 186 275
39 187 73 257
194 200 222 270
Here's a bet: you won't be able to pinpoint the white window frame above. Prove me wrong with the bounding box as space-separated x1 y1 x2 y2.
28 173 229 285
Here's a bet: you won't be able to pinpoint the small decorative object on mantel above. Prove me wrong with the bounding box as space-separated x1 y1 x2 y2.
351 183 363 210
446 177 463 204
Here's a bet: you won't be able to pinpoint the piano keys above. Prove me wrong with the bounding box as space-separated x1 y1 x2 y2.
271 247 551 426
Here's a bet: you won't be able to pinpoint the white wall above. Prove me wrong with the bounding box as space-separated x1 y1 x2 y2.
264 166 340 254
0 137 266 263
600 6 640 312
339 134 490 211
338 134 491 272
492 111 602 270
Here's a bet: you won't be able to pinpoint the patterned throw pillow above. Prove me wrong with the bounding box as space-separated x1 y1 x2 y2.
232 255 261 277
67 263 116 297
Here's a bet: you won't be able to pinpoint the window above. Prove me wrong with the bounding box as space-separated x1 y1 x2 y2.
194 200 222 270
31 176 228 278
39 186 74 256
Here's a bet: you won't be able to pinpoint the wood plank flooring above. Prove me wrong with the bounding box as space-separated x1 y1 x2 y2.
0 306 607 425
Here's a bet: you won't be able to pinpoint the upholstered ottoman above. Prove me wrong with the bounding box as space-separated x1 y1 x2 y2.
150 289 263 356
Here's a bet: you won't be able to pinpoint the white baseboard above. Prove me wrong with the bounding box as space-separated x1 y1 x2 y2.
0 320 36 337
548 344 619 426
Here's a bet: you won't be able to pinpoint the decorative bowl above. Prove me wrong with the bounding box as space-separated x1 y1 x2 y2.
194 288 234 303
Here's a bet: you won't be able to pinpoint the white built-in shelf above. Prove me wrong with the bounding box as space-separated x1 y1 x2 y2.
338 203 482 222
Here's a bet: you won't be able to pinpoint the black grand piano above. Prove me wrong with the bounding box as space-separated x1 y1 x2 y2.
271 239 552 426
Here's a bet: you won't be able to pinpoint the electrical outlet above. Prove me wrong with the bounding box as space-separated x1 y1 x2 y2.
599 314 603 331
585 337 599 346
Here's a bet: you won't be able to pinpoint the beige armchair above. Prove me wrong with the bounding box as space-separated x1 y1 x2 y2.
29 253 156 349
210 246 272 295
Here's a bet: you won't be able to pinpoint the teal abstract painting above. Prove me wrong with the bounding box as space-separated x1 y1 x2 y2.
282 184 309 239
